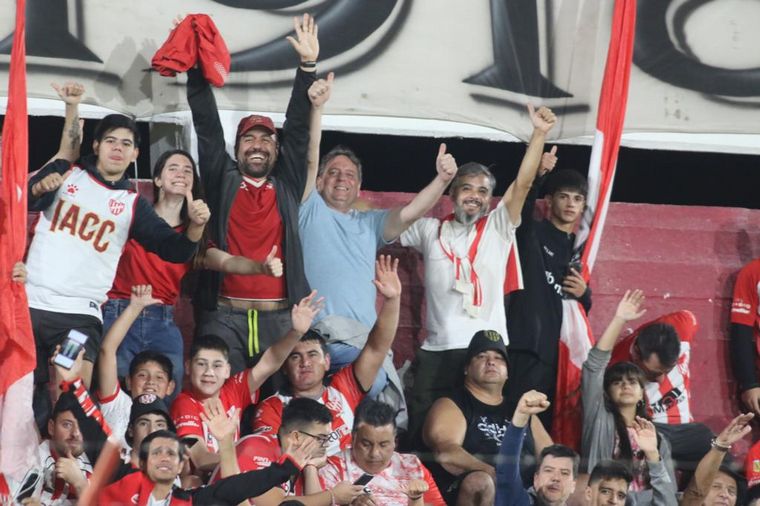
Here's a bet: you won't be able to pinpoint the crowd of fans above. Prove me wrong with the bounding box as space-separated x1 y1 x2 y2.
4 12 760 506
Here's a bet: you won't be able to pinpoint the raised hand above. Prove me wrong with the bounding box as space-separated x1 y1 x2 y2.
11 261 27 283
308 72 334 108
714 412 754 448
129 284 161 311
262 246 283 278
512 390 550 427
631 416 659 460
52 347 85 384
539 145 558 176
614 289 647 322
32 169 72 197
291 290 324 335
55 450 87 490
51 82 85 105
332 482 366 505
372 255 401 300
186 188 211 226
200 399 239 443
286 13 319 63
436 143 457 184
528 103 557 134
283 435 321 469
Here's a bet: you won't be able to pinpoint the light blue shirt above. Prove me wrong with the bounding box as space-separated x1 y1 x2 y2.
299 191 390 327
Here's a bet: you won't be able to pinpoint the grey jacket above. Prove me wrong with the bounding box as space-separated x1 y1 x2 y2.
581 347 678 506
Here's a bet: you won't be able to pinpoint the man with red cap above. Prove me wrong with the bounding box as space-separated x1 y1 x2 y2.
185 14 320 374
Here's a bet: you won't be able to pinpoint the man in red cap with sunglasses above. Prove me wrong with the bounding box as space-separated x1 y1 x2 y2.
186 14 320 374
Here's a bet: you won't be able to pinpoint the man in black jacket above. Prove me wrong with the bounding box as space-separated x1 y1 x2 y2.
186 14 319 374
505 149 591 429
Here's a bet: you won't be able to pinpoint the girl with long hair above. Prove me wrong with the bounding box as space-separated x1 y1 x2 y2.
582 290 677 505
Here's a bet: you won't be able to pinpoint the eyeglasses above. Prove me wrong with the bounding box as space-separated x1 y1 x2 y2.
297 430 339 446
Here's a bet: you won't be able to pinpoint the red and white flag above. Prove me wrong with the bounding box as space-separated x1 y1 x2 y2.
552 0 637 448
0 0 40 482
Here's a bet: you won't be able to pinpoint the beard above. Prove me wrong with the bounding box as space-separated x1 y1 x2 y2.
238 149 276 178
454 204 487 226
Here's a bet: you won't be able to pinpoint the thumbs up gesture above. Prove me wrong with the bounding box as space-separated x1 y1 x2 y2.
435 143 457 183
262 245 283 278
540 145 558 176
185 188 210 226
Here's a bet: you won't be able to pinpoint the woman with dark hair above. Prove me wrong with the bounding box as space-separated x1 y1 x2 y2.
582 290 678 505
102 149 282 395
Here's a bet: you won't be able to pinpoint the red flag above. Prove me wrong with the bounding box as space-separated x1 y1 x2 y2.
0 0 39 481
552 0 637 448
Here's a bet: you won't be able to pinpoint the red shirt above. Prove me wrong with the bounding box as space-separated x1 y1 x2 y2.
732 258 760 342
611 310 697 424
108 227 191 305
221 177 286 300
253 366 365 455
171 369 259 452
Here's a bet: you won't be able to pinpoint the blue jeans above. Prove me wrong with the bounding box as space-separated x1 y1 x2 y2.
102 299 184 403
327 341 387 399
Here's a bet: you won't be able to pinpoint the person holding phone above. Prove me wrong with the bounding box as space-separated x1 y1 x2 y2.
505 150 592 428
316 400 445 506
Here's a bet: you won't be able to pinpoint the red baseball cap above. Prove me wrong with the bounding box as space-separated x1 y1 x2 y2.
236 114 277 139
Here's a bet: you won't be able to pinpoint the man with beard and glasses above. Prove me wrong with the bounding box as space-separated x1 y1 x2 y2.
400 105 557 441
185 14 319 374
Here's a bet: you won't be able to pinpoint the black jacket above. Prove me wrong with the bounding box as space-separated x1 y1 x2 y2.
186 67 314 310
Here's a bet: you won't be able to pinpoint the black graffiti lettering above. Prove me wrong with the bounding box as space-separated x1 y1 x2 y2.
634 0 760 97
206 0 400 72
0 0 101 61
465 0 571 98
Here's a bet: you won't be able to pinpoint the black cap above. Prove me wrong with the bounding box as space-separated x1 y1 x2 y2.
465 330 508 364
126 393 175 444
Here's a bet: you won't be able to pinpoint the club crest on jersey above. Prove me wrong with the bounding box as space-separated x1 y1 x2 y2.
108 198 126 216
66 184 79 196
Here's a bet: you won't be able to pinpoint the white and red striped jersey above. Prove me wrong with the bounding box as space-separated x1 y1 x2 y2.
320 449 445 506
611 310 698 425
38 440 92 506
253 366 365 456
26 166 137 319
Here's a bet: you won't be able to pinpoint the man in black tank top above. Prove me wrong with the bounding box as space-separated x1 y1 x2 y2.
422 331 552 505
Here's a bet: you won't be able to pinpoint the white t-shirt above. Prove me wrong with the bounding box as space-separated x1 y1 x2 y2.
100 385 133 450
26 166 137 319
400 201 518 350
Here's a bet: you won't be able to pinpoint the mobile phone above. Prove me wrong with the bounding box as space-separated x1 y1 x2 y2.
52 329 88 370
14 469 40 502
566 261 582 276
353 473 374 486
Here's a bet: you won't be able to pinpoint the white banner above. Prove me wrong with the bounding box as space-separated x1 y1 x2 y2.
1 0 759 141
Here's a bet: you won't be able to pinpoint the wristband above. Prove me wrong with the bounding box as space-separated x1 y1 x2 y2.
711 438 731 452
300 60 317 69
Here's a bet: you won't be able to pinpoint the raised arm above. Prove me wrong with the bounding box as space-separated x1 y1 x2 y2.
277 14 319 195
423 397 495 477
495 390 551 506
681 413 753 506
248 290 322 393
302 72 334 203
503 105 556 224
595 289 646 352
203 246 283 278
48 82 84 164
201 400 241 479
382 143 457 241
354 255 401 390
98 285 161 397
